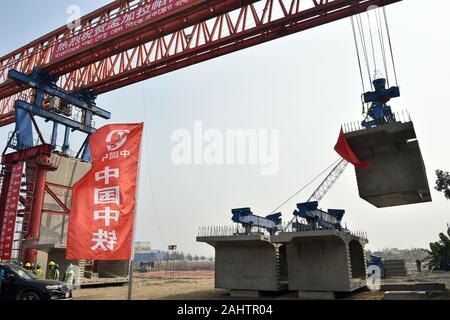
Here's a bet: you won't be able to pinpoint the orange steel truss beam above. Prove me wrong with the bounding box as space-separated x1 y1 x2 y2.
0 0 401 126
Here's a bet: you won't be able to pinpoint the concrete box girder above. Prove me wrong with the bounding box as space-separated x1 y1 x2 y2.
345 122 432 208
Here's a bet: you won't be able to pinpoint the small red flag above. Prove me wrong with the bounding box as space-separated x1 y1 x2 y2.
334 128 370 169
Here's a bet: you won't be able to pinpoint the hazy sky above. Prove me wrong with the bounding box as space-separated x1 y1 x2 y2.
1 0 449 256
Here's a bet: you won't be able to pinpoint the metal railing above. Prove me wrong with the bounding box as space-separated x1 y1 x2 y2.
198 225 253 237
282 220 344 232
349 230 369 242
343 109 412 134
198 222 368 241
7 131 79 159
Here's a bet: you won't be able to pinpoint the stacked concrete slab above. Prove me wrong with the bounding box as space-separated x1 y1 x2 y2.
381 282 446 292
383 259 407 278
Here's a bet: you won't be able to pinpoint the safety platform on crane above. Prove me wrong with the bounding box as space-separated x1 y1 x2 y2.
345 119 431 208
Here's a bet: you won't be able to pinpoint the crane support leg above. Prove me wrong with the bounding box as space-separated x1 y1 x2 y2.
23 166 47 263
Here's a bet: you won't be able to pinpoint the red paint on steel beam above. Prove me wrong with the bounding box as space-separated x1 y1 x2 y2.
0 165 12 234
23 167 47 264
44 185 70 214
2 144 52 165
85 0 403 94
0 114 15 127
0 0 402 123
42 210 67 216
0 0 252 101
45 182 72 190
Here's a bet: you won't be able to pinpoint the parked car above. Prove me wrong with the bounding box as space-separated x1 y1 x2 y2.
0 263 72 300
139 262 152 273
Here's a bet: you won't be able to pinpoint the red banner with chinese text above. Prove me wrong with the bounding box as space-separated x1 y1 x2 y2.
67 123 144 261
0 162 24 261
51 0 199 61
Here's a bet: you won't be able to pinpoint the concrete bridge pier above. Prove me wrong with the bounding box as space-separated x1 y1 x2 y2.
272 230 368 295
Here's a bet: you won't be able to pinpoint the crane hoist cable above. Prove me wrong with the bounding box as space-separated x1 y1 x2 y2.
351 7 399 106
351 16 366 94
366 11 378 75
376 8 390 87
268 157 342 217
281 158 349 232
356 14 373 91
352 15 372 114
383 7 399 86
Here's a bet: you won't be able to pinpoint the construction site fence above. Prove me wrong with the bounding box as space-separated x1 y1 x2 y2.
133 260 214 272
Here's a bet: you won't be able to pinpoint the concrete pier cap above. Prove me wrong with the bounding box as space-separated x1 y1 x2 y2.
197 234 285 292
197 228 369 295
271 230 368 293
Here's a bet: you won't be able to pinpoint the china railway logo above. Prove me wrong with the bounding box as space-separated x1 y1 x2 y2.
106 130 130 151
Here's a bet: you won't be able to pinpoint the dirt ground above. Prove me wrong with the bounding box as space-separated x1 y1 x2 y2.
73 271 224 300
73 268 450 300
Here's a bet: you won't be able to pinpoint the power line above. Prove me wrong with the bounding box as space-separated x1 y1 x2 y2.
141 83 167 248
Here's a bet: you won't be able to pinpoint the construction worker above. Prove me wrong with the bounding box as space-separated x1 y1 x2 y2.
16 262 25 278
416 259 422 272
33 264 44 279
63 264 76 286
47 261 56 280
49 264 60 281
24 263 32 271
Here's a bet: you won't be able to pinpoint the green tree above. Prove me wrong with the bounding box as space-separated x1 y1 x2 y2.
186 254 193 261
435 170 450 199
423 233 450 271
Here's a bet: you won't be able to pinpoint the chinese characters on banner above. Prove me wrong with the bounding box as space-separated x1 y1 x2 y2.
0 162 24 261
67 123 144 261
51 0 198 61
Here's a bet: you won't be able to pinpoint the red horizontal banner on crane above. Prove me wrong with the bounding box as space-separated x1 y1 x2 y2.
334 128 370 169
67 123 144 261
51 0 198 61
0 162 24 261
